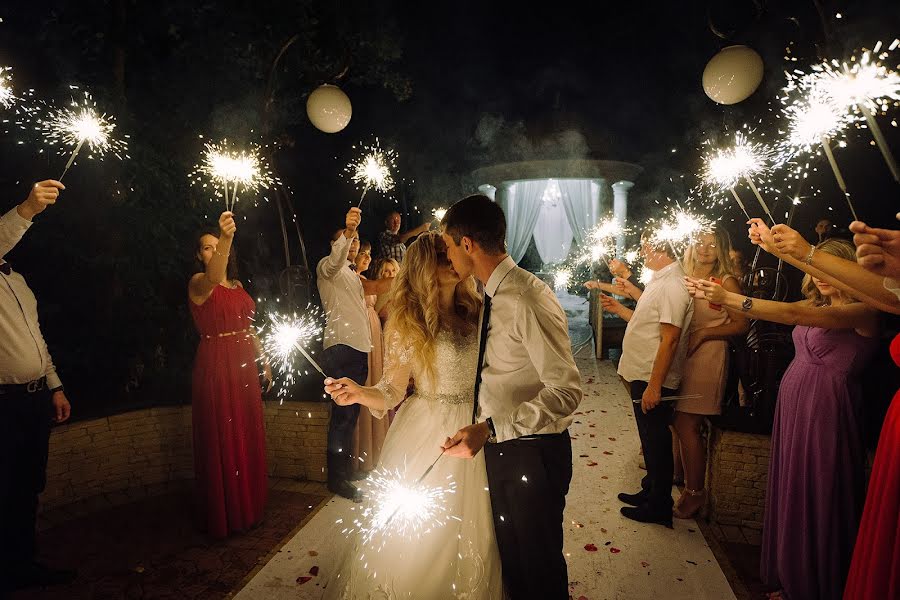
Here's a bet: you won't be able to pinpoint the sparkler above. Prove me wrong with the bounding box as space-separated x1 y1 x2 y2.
34 88 129 181
258 310 324 398
345 138 397 208
650 208 715 258
190 140 276 211
807 42 900 183
0 67 14 109
701 132 775 222
577 217 627 266
343 463 457 550
432 207 447 222
553 268 572 292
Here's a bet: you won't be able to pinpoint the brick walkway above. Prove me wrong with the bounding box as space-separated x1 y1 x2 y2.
10 480 328 600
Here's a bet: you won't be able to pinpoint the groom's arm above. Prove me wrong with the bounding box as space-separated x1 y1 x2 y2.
490 287 583 443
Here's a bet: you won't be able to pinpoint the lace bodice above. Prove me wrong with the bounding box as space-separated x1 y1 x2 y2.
372 328 479 417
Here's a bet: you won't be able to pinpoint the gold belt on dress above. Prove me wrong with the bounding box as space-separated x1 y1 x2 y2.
203 328 251 339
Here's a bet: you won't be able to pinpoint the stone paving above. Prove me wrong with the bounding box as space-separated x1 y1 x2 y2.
10 480 328 600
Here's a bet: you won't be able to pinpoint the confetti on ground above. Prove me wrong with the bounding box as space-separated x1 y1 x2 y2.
610 547 621 554
586 461 598 467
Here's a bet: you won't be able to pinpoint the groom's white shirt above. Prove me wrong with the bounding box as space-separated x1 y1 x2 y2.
476 256 583 443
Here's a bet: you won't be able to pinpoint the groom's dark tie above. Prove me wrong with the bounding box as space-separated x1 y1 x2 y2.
472 293 492 424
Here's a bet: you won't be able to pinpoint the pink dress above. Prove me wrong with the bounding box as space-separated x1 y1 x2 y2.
677 277 734 415
351 292 390 472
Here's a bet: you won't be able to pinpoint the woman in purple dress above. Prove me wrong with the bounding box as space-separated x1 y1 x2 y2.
686 238 880 600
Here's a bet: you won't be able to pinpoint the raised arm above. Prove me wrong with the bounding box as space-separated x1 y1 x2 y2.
189 211 235 304
324 329 413 419
748 219 900 314
685 276 880 336
0 180 65 259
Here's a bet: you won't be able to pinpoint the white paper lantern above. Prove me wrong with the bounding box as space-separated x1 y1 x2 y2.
306 84 352 133
702 45 764 105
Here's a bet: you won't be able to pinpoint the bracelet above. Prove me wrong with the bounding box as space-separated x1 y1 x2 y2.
803 245 816 265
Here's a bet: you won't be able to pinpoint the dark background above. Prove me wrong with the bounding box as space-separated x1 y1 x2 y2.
0 0 898 420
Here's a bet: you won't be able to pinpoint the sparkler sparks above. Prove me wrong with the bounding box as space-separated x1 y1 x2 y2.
345 138 398 207
258 309 322 399
576 217 627 265
702 131 773 192
553 268 572 292
432 207 447 221
0 67 14 109
33 88 129 180
343 466 456 550
650 208 715 255
190 139 276 211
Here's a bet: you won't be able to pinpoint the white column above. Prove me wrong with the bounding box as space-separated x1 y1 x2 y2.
478 184 497 201
611 180 634 256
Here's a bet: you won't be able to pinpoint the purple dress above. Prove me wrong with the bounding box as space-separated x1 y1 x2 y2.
761 326 876 599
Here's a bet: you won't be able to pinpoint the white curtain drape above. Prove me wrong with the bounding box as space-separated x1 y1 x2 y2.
502 180 546 264
532 193 573 265
558 178 600 246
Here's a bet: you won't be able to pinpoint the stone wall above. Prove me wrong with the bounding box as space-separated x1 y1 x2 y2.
41 401 329 512
707 427 771 540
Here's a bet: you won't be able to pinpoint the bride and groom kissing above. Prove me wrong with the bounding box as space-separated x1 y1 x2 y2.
323 194 583 599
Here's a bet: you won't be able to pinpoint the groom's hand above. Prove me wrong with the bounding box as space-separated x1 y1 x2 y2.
441 422 491 458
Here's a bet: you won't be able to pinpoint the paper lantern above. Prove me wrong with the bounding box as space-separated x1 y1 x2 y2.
306 84 352 133
702 45 764 105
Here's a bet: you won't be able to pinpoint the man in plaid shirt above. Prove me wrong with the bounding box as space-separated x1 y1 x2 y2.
377 210 430 262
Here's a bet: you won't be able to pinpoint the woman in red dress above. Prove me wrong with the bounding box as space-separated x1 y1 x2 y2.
188 211 271 538
746 218 900 599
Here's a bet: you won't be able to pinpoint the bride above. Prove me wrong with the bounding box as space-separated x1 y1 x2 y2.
323 232 504 599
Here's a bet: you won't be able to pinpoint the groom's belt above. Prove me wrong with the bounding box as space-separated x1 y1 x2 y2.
514 431 569 441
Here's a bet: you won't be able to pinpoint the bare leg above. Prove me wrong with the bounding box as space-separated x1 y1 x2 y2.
671 426 684 485
672 411 707 518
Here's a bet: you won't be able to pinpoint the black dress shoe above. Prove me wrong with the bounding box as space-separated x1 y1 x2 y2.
328 479 363 502
617 489 650 506
8 562 77 590
620 504 673 528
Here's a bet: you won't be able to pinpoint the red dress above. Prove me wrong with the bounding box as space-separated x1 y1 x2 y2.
844 333 900 599
190 284 267 538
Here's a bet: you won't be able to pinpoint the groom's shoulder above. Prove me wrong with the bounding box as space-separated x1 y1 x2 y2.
511 267 561 305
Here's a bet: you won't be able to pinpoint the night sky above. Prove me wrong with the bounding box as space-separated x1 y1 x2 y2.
0 0 899 413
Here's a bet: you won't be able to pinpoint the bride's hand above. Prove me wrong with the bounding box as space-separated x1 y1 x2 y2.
324 377 363 406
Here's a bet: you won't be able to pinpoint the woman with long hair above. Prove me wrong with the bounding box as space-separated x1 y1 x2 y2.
374 257 400 323
673 227 749 518
321 232 503 598
686 238 879 600
188 211 271 538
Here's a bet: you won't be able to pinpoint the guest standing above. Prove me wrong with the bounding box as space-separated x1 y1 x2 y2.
377 210 430 263
374 258 399 324
673 227 748 519
686 237 879 600
317 208 391 500
601 229 694 528
350 241 390 474
0 180 76 593
188 211 271 538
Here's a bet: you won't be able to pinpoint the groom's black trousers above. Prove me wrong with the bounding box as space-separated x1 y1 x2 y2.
629 380 677 510
484 430 572 600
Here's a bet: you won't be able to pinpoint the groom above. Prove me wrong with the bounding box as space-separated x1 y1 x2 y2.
440 194 583 600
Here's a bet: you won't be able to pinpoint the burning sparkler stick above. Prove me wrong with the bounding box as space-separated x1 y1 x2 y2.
34 88 129 181
190 140 276 211
729 187 752 220
345 139 397 208
702 132 774 222
820 135 858 220
744 176 776 224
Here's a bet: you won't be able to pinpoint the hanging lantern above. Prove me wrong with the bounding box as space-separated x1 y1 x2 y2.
702 45 764 105
306 84 352 133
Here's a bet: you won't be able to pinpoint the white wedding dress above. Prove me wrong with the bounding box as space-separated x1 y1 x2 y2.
323 328 504 600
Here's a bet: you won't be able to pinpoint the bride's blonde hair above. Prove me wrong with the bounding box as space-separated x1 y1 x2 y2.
385 232 481 386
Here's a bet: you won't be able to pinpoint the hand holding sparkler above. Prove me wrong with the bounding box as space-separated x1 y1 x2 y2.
218 211 236 240
344 207 362 237
324 377 366 407
850 220 900 277
17 180 65 221
746 218 779 255
683 276 727 305
607 258 633 280
441 421 491 459
770 224 814 262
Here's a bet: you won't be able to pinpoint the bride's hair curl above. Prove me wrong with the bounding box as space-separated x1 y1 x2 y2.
384 232 481 386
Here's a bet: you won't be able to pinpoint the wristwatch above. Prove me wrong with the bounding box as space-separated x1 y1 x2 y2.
741 296 753 312
485 417 498 444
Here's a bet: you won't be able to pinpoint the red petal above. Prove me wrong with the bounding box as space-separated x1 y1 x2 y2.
297 576 313 584
584 543 598 552
610 547 621 554
586 461 598 466
309 566 319 576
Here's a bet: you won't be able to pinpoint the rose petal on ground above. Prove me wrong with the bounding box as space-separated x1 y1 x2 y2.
584 543 598 552
610 547 621 554
309 566 320 576
297 576 313 584
308 550 318 556
586 461 598 466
